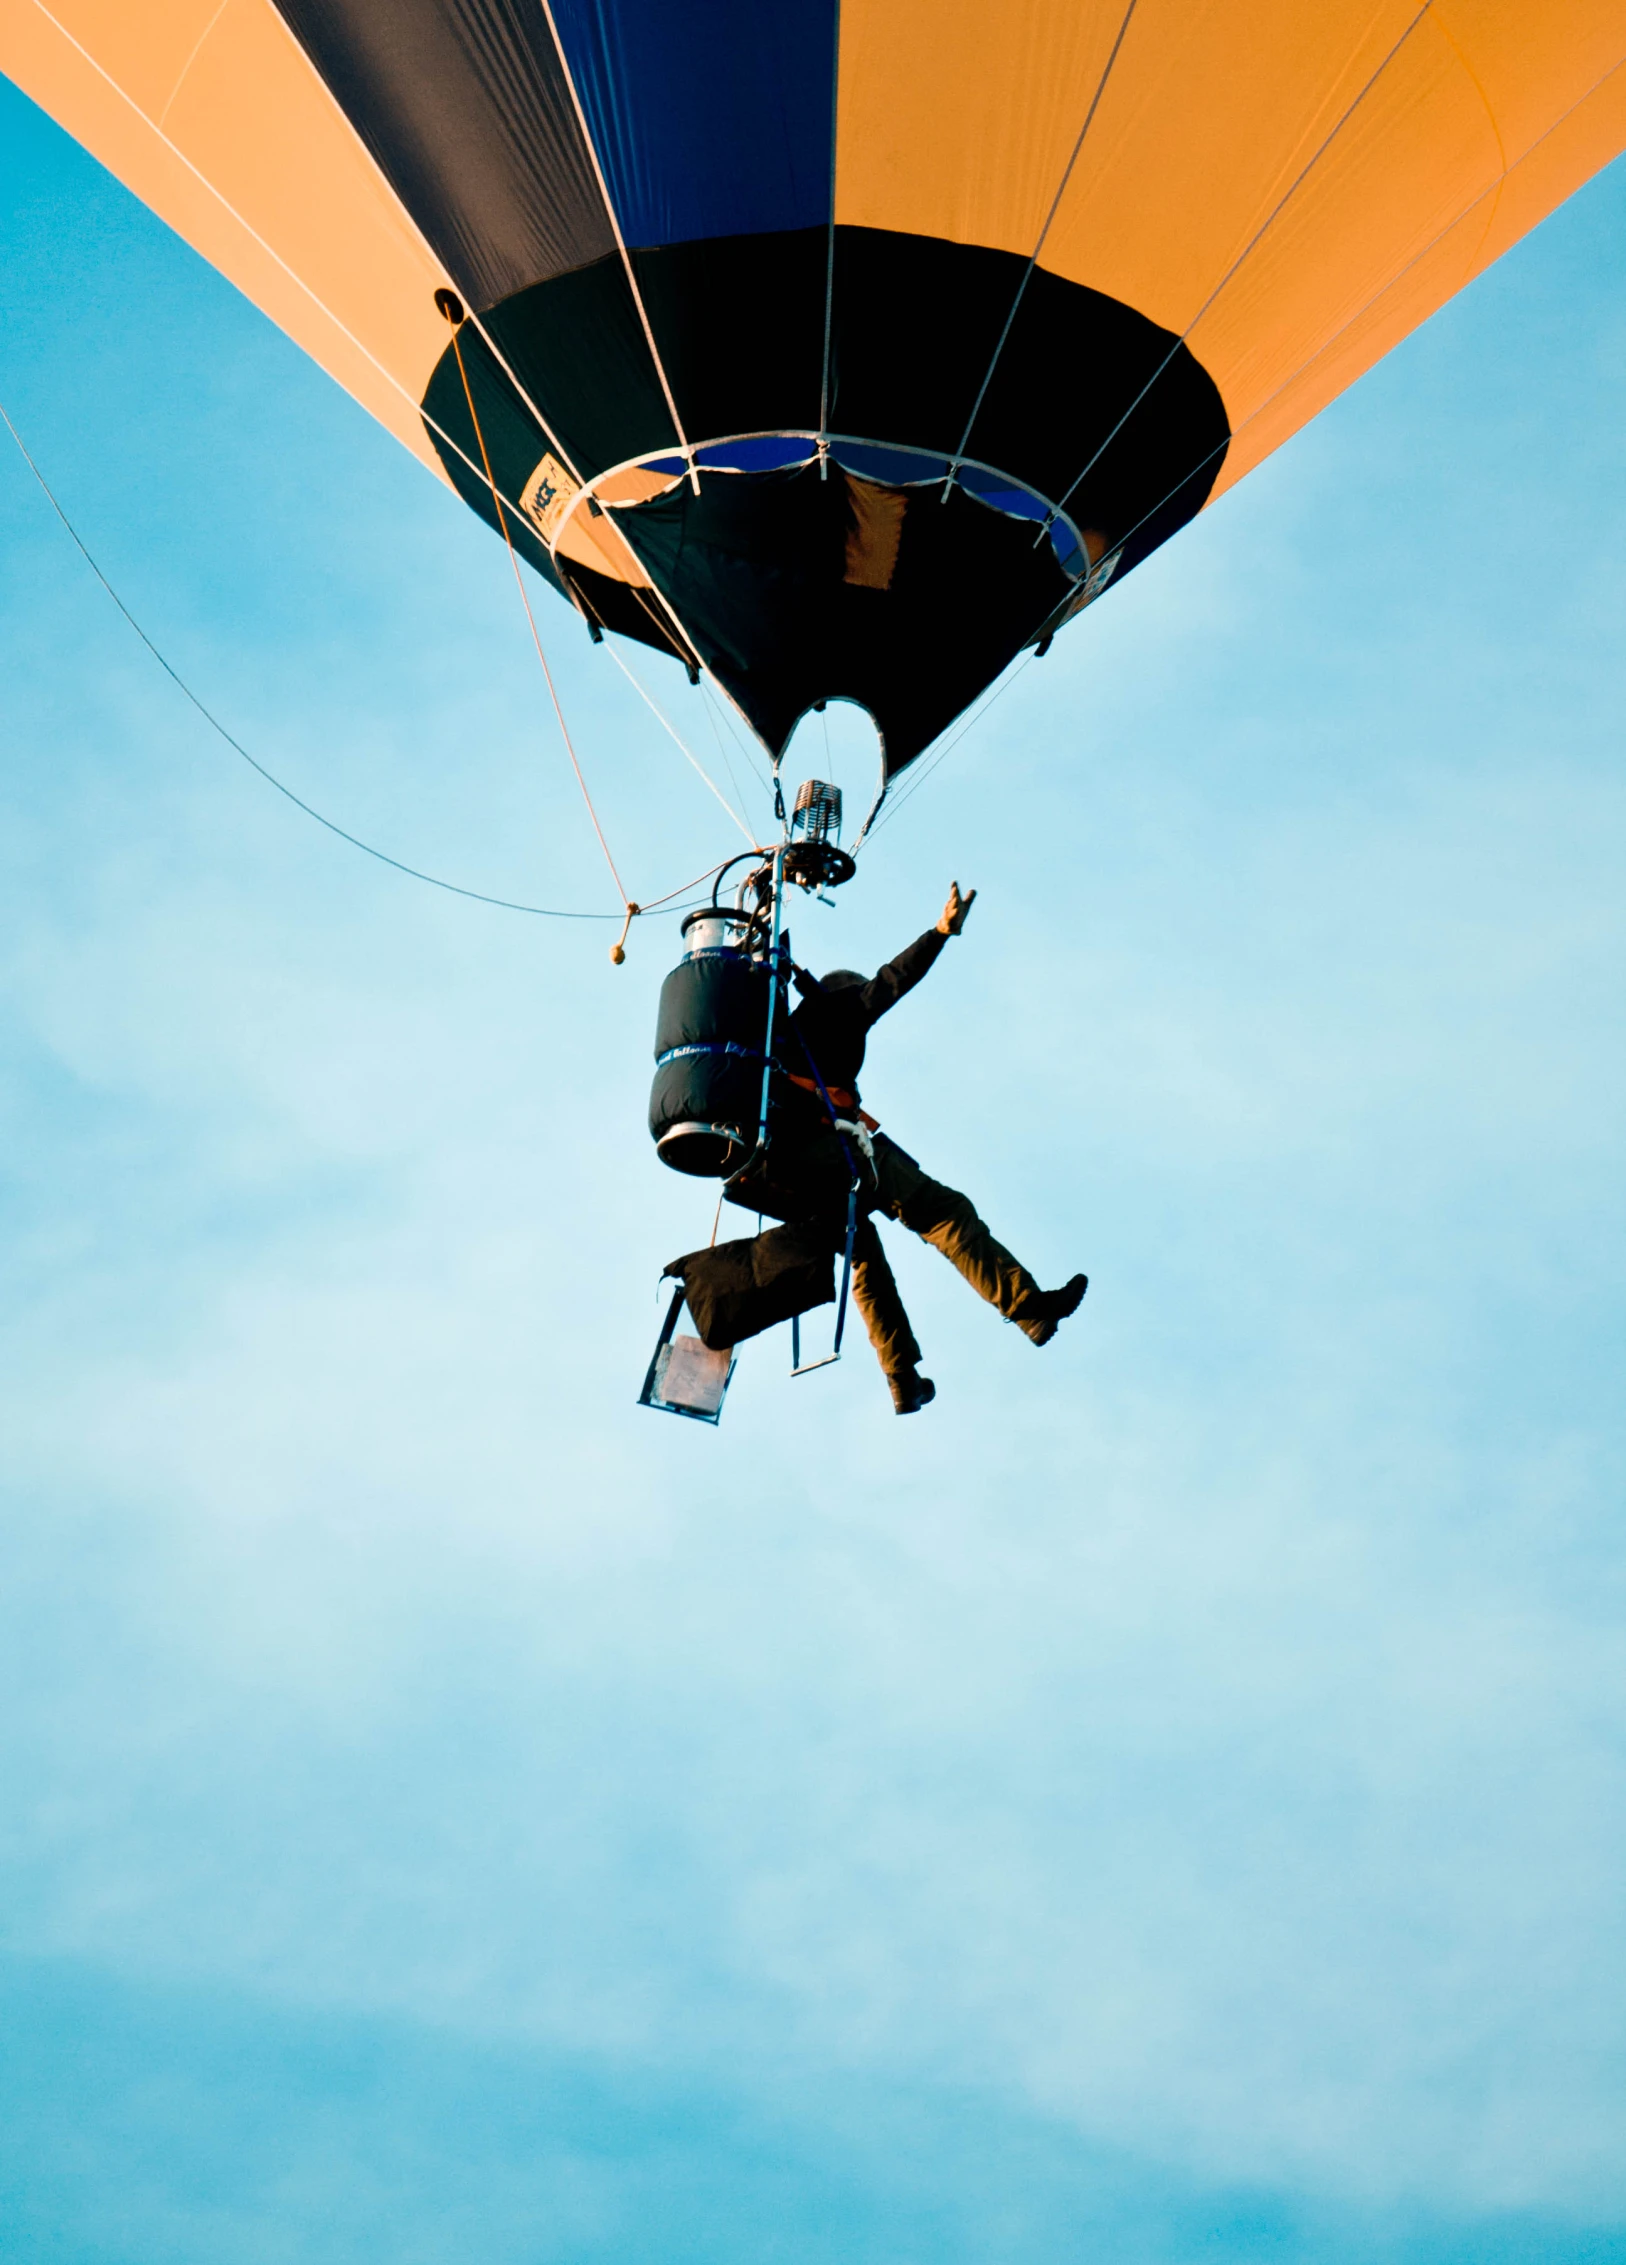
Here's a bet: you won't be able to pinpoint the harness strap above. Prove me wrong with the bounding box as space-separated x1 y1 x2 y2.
784 1071 880 1131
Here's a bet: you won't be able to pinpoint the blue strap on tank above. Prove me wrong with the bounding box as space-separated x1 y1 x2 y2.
655 1041 768 1069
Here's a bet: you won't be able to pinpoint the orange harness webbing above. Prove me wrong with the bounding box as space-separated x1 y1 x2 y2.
784 1072 880 1132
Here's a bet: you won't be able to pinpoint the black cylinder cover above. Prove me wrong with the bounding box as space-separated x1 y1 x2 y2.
649 919 775 1177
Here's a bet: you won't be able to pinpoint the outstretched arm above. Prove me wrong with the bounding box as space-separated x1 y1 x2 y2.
857 882 977 1024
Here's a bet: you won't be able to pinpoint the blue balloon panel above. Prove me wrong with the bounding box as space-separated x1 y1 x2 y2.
547 0 837 250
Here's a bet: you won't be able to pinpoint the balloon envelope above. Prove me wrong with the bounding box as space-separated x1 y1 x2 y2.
8 0 1624 775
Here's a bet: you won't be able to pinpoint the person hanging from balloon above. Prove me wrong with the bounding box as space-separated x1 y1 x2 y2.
728 881 1088 1414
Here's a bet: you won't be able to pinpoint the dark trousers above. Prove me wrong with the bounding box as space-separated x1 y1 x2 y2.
728 1130 1047 1379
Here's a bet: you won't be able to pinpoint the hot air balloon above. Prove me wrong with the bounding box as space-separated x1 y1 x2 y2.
6 0 1624 801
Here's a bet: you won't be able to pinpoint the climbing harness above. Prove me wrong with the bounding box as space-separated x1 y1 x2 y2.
782 1071 880 1134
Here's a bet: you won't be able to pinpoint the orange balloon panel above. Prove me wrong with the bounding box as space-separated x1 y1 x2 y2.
836 0 1626 497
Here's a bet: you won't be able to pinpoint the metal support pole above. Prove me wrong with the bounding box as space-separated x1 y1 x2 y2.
751 844 787 1159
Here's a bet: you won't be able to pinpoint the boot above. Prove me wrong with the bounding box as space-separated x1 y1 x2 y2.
888 1366 937 1415
1017 1273 1088 1347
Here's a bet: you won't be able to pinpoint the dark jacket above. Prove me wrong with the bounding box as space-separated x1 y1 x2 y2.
780 927 946 1110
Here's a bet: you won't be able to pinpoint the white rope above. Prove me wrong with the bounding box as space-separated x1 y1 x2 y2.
536 0 699 493
599 642 759 845
446 323 632 907
701 680 771 801
39 0 739 897
704 677 773 784
1049 39 1626 587
862 656 1038 843
943 0 1141 491
0 390 752 921
868 27 1622 843
256 0 715 687
842 23 1626 853
22 0 583 560
155 0 232 129
1048 1 1436 528
817 9 842 449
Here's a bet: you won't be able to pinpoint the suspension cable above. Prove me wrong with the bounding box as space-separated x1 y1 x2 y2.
0 391 754 926
564 578 760 844
699 683 765 815
535 0 699 494
860 655 1040 845
604 643 760 845
942 0 1140 493
1043 2 1434 537
441 301 634 911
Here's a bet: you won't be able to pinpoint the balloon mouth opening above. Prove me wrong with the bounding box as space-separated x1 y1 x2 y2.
566 432 1108 584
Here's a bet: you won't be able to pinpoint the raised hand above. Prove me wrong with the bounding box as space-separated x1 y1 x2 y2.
937 881 977 937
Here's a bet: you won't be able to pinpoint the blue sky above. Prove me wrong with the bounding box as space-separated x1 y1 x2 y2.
2 72 1624 2265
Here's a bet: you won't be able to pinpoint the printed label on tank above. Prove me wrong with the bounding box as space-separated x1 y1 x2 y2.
519 452 581 545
